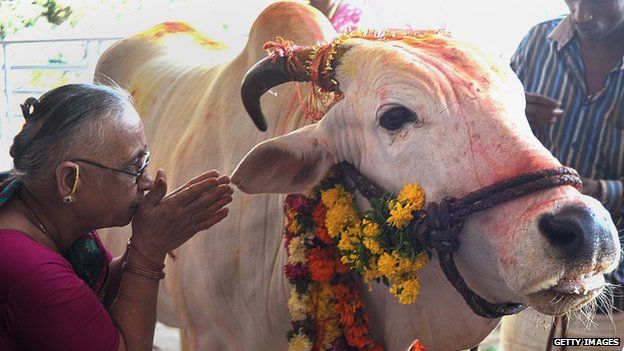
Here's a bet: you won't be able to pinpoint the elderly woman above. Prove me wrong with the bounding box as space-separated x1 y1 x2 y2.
0 83 233 351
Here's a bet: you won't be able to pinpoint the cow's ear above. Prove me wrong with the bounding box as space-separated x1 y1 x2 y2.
232 125 334 194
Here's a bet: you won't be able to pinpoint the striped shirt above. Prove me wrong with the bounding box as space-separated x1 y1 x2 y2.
511 15 624 218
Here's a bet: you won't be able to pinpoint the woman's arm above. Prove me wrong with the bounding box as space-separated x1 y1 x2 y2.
109 249 164 350
102 251 127 310
107 170 232 350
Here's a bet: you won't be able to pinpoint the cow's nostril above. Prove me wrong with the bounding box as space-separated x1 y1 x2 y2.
539 214 580 247
538 204 613 261
538 204 606 260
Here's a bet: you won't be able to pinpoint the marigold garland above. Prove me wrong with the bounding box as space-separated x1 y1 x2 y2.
284 175 430 350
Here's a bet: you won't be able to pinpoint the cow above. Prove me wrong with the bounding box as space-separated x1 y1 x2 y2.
94 2 620 350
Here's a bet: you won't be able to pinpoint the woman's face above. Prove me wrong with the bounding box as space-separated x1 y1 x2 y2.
75 106 154 229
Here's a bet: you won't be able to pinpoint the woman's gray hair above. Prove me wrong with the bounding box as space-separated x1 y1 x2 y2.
9 83 135 185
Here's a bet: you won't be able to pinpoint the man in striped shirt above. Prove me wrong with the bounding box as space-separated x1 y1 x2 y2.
501 1 624 349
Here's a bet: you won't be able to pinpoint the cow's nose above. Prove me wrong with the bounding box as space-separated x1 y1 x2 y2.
539 205 610 259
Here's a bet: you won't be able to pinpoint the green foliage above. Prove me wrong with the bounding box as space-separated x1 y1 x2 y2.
0 0 74 40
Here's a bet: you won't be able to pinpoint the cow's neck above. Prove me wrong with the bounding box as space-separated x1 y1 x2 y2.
350 193 499 350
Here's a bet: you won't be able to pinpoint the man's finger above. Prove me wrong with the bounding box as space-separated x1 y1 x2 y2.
525 103 564 117
527 114 556 126
525 92 561 107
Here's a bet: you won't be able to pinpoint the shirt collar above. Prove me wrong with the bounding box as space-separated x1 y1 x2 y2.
548 16 624 70
548 15 575 51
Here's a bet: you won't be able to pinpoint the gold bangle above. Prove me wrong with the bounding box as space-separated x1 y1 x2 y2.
122 261 166 280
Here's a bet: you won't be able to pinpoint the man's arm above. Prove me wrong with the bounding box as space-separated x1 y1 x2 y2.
582 178 623 215
599 179 623 214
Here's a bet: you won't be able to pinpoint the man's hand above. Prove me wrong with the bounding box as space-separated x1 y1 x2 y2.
525 92 564 126
581 177 601 199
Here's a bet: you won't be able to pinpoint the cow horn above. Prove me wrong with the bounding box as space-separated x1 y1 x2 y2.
241 47 313 132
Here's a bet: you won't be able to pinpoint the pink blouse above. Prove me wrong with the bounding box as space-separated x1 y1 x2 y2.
0 230 119 351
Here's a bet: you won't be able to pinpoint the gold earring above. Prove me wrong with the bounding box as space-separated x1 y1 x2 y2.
63 165 80 205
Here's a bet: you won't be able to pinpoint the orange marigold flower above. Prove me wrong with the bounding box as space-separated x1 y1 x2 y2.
345 324 371 349
312 203 326 223
307 248 335 283
340 310 355 326
409 340 428 351
315 226 333 244
331 284 355 301
335 260 349 274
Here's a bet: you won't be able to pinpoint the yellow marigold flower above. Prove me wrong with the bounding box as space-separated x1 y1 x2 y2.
316 284 337 320
341 253 357 266
325 203 352 237
413 252 429 271
321 186 345 207
363 266 382 281
338 233 357 252
387 201 414 228
390 278 421 304
288 333 313 351
377 253 398 278
362 220 380 238
287 236 306 264
287 289 309 321
325 208 344 238
396 254 413 273
363 237 382 255
288 216 299 233
397 183 426 209
322 318 342 348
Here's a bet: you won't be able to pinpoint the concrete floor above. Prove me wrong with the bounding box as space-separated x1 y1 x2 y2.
152 322 502 351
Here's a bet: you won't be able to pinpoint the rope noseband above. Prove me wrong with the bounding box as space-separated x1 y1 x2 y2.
335 162 582 319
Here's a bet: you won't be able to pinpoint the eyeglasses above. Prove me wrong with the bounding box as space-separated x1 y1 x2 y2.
72 151 151 184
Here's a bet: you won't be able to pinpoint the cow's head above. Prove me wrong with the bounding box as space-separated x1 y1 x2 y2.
232 31 620 316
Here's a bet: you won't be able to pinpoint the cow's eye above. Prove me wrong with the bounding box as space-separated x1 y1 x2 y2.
379 105 418 131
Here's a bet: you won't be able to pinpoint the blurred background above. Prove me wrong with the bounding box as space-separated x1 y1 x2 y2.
0 0 568 171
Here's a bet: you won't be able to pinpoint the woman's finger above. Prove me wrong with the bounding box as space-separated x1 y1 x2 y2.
194 208 230 232
140 170 168 211
170 178 221 206
216 175 230 185
191 196 233 223
190 184 233 209
168 170 221 197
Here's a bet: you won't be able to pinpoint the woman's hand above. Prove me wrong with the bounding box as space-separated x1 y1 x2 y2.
130 169 233 261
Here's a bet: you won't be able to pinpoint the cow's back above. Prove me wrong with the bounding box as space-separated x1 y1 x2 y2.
95 2 337 349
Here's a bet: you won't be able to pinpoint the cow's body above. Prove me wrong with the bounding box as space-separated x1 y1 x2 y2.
96 3 620 351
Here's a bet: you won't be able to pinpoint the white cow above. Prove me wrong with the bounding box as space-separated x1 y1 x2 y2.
95 2 620 350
